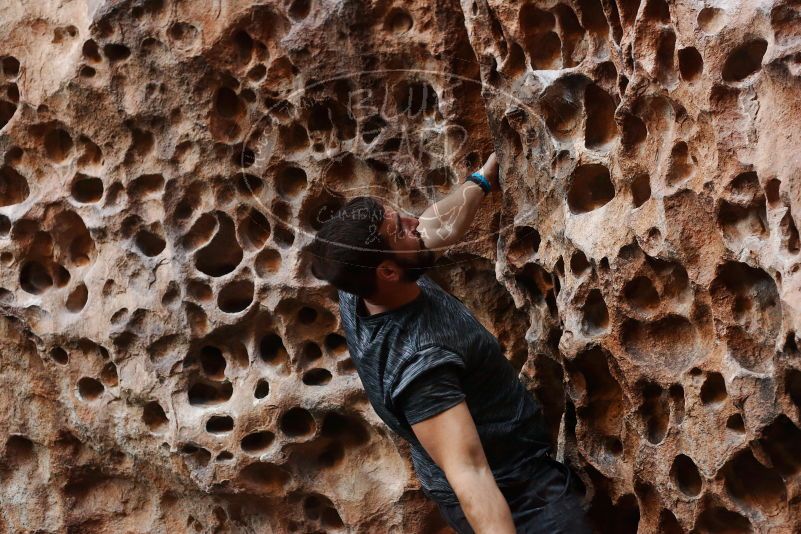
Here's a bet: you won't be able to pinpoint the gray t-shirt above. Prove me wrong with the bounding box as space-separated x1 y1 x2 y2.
338 274 552 505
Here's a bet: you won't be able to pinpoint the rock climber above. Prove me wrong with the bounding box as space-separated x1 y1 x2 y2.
308 152 591 533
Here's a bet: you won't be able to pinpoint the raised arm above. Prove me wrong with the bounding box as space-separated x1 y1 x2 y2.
417 153 499 253
410 400 516 534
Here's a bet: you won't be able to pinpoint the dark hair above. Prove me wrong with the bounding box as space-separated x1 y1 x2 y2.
308 196 389 297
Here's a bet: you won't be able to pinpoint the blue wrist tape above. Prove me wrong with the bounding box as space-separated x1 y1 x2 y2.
468 171 491 193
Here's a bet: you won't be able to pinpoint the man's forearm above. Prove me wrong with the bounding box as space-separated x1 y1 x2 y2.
417 154 498 251
447 466 516 534
418 180 485 251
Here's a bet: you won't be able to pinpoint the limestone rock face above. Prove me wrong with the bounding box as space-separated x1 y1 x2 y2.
0 0 799 532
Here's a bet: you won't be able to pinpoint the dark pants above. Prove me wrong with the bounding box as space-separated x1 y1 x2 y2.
435 457 592 534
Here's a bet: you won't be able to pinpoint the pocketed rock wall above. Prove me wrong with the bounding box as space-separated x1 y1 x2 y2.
0 0 799 532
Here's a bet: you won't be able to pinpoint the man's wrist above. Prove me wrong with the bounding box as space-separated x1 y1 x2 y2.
465 172 491 194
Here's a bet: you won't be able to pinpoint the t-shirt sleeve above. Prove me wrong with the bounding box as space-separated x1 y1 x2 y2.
390 346 466 424
396 363 466 425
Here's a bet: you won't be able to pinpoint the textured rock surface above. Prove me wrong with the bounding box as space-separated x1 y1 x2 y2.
0 0 800 532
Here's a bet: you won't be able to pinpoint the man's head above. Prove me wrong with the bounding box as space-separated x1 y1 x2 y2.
309 196 436 298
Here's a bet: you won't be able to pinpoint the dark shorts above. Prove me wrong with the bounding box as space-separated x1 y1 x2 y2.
435 458 592 534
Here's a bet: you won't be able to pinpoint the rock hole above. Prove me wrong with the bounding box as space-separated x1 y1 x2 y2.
19 261 53 294
584 84 618 149
238 208 270 250
507 226 540 265
630 173 650 207
717 198 768 242
232 30 252 62
297 306 318 325
623 276 659 311
280 407 316 437
621 315 698 371
44 129 73 163
217 279 254 313
0 99 16 130
393 81 438 117
678 47 703 81
722 39 768 82
620 112 647 149
325 333 347 354
277 166 307 198
670 454 702 497
214 87 243 119
300 341 323 367
127 173 164 199
241 430 274 452
206 415 234 434
759 414 801 475
50 346 69 364
696 506 751 533
272 221 295 248
321 411 370 447
780 211 800 253
254 379 269 399
576 0 608 34
540 76 583 140
199 345 226 379
666 141 693 187
235 173 262 197
569 346 624 449
669 384 685 424
259 333 288 364
289 0 311 19
570 250 590 275
302 368 332 386
722 449 786 512
134 229 166 257
179 443 211 466
66 283 88 312
279 123 310 152
187 380 233 406
77 377 104 401
187 279 212 301
581 288 609 335
142 401 168 431
1 56 20 77
181 212 217 251
5 435 34 465
240 462 290 492
167 22 199 45
726 413 745 433
255 248 281 277
698 7 725 34
514 262 553 303
195 213 243 276
317 441 345 468
71 174 103 203
553 4 587 67
103 43 131 62
764 178 781 207
567 163 615 214
640 382 669 444
643 0 670 22
785 368 801 410
384 7 413 33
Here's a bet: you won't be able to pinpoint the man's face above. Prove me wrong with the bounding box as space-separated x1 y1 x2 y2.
377 203 436 281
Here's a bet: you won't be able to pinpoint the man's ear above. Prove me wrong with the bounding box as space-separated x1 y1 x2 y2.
376 259 401 283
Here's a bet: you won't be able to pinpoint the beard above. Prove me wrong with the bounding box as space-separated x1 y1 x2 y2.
392 238 436 282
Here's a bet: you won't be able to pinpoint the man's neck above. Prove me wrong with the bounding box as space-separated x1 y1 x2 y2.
361 282 421 316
